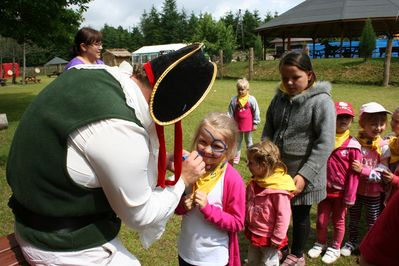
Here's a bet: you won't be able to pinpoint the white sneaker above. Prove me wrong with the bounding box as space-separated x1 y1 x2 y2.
340 242 355 257
322 247 340 264
307 242 325 258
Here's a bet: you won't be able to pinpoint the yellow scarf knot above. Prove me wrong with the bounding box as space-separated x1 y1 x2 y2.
357 131 383 156
252 167 296 192
335 130 350 150
238 94 249 108
389 137 399 164
193 161 227 194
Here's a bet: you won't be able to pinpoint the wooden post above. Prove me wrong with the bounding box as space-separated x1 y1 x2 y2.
383 36 393 87
0 114 8 130
219 49 223 80
249 48 254 81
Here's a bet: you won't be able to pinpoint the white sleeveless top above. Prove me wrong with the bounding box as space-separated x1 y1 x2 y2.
178 173 228 266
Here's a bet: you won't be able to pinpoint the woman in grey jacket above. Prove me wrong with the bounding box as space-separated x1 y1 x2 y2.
262 51 335 266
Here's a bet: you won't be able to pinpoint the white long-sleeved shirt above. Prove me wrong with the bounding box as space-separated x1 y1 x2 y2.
66 65 185 247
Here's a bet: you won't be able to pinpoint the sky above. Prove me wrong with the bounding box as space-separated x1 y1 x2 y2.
81 0 305 30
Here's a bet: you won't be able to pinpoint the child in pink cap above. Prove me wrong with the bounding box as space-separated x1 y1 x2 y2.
308 101 362 264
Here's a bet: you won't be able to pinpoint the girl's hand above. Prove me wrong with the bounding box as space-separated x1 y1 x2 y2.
381 169 394 184
184 193 195 211
194 191 208 209
293 174 306 196
252 124 257 131
352 160 362 173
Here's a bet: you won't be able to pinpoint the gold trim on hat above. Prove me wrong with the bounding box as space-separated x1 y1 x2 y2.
149 43 217 126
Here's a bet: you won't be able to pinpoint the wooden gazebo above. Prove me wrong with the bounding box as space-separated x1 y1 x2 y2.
255 0 399 85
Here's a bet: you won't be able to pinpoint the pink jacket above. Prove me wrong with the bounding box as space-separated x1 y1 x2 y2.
245 182 292 246
357 139 389 197
175 163 246 266
326 136 362 205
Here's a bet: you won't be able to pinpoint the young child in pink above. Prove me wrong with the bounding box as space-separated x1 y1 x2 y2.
175 112 246 266
245 140 296 266
381 107 399 203
341 102 391 257
307 101 362 264
228 78 260 164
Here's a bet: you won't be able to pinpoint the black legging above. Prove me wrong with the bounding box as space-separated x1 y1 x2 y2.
290 204 312 258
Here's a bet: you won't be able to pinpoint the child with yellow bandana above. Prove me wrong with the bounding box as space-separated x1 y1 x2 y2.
244 140 296 266
175 112 245 266
228 78 260 164
308 101 362 264
381 107 399 203
342 102 391 257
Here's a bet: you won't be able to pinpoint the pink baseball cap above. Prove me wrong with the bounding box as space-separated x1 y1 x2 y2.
335 101 354 117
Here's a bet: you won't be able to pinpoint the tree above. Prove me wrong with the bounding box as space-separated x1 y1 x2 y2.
254 35 263 60
0 0 90 82
160 0 182 44
359 18 376 61
140 7 162 45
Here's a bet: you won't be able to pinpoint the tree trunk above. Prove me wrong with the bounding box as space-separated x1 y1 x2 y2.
218 49 223 80
249 48 254 81
383 37 393 87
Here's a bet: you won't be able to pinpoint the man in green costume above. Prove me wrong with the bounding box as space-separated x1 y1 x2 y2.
7 43 216 265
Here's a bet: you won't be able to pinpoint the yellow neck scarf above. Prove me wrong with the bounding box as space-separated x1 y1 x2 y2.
335 130 350 150
357 131 383 155
389 137 399 164
252 167 296 192
238 94 249 108
193 161 227 194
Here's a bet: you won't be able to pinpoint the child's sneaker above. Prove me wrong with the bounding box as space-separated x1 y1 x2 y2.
340 242 356 257
307 242 325 258
321 247 340 264
281 254 306 266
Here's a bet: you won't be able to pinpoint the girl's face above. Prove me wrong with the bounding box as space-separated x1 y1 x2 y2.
362 115 387 139
391 112 399 136
336 114 353 134
280 65 313 96
247 153 268 179
237 86 248 97
196 125 227 172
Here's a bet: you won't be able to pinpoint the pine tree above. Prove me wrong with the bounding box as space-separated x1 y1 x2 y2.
359 18 376 61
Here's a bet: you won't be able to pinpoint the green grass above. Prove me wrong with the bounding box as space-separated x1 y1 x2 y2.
0 65 398 265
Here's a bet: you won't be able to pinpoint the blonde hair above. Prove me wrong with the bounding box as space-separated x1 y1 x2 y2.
247 140 287 177
359 112 388 129
236 78 249 90
192 112 238 160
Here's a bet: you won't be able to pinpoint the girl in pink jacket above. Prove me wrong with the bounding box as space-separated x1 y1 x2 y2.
245 140 296 266
341 102 391 257
175 112 246 266
308 101 362 264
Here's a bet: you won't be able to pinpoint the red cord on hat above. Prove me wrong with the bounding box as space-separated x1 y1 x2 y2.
155 122 183 188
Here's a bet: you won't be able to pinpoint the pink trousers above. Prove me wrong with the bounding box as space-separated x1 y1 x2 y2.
316 197 347 249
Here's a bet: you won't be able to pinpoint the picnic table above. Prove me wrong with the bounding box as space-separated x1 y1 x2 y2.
21 76 41 84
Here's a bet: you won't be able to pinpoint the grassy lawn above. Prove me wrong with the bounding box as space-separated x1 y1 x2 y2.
0 64 398 265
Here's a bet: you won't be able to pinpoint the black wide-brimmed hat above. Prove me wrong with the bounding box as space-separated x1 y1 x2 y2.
143 43 217 188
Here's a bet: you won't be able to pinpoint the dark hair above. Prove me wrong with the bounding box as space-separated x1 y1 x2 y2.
279 50 316 86
71 27 102 57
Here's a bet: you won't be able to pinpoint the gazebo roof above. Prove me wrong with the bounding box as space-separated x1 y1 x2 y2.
255 0 399 38
44 57 68 66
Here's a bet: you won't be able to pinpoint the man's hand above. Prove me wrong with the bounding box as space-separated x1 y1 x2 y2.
181 151 205 186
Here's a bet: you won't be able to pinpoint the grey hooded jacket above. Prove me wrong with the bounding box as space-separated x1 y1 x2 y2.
262 81 336 205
